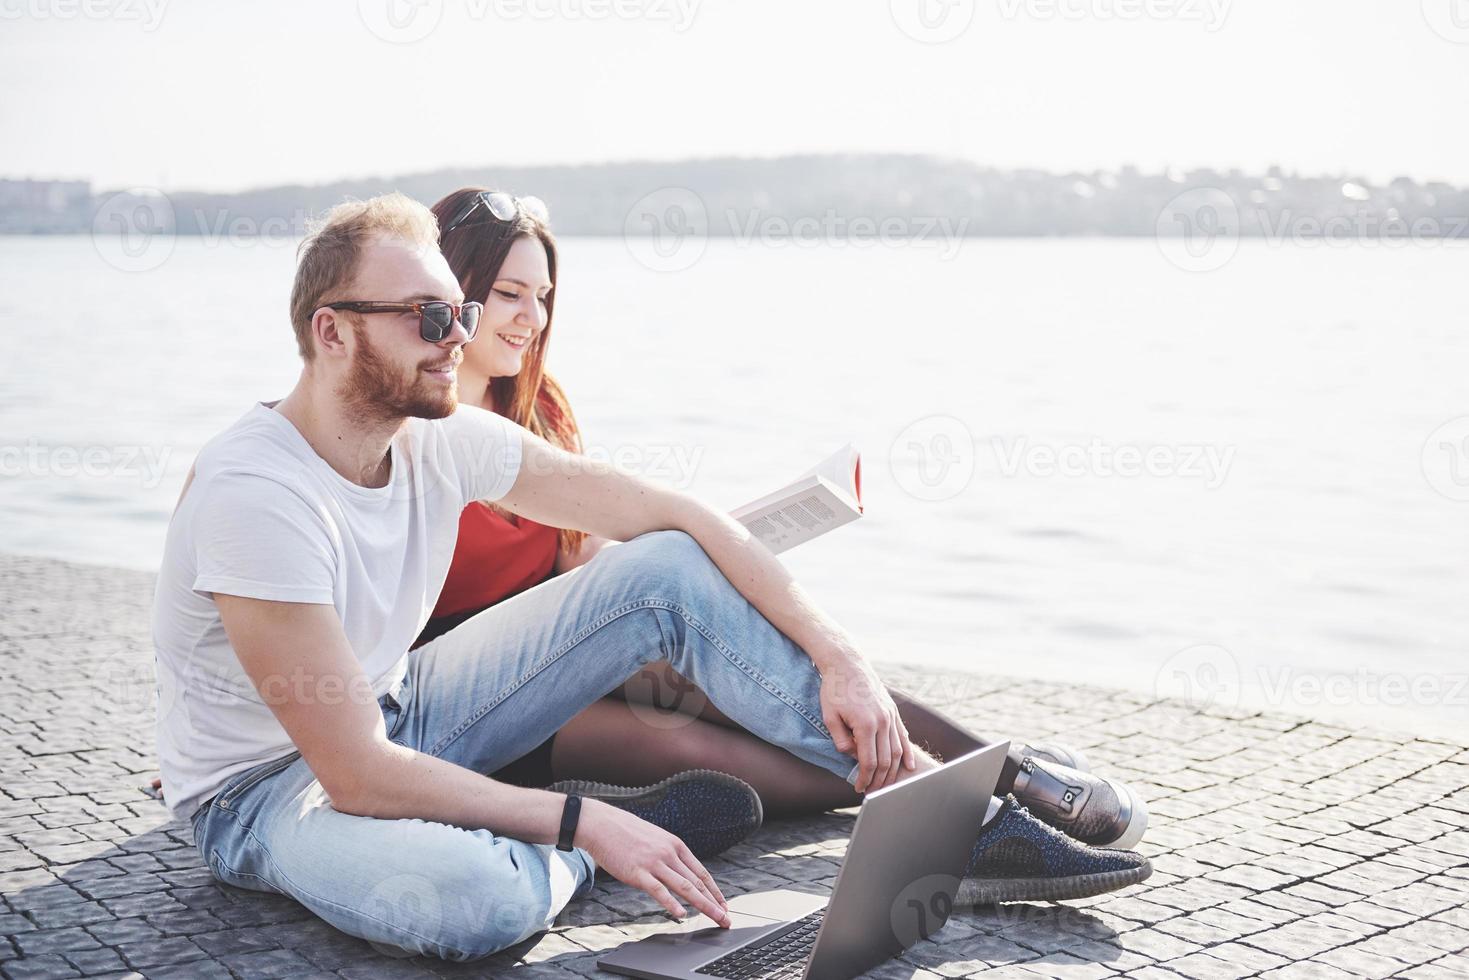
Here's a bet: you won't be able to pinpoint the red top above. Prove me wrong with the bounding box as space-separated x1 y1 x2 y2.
432 501 560 619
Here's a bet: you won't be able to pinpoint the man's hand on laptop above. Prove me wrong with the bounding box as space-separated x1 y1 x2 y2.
817 652 916 793
577 799 732 928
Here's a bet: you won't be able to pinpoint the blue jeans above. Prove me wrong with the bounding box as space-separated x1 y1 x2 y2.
191 530 862 961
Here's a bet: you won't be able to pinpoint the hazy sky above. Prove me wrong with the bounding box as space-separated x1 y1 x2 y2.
3 0 1467 191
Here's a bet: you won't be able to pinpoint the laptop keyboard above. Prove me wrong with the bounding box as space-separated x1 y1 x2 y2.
694 909 825 979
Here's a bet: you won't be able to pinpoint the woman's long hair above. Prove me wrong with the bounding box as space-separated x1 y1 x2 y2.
432 187 586 558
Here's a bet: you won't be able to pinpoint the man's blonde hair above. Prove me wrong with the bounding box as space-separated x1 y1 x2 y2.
289 192 440 361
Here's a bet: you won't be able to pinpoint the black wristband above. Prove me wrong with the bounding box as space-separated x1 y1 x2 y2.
556 793 582 852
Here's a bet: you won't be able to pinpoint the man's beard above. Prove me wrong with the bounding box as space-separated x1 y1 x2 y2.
340 326 457 423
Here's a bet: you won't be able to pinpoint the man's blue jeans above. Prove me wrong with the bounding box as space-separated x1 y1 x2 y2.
190 530 863 960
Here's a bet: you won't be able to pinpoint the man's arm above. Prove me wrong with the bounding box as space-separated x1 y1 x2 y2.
211 593 729 926
496 432 917 792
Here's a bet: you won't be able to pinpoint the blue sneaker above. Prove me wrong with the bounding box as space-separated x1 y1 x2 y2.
958 795 1152 905
547 769 763 859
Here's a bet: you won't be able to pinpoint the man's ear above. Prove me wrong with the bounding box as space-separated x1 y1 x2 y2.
313 308 351 359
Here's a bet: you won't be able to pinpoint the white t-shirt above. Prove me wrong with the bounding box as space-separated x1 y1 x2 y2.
151 400 523 819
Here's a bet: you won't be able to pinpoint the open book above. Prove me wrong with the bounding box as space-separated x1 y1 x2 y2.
732 444 862 554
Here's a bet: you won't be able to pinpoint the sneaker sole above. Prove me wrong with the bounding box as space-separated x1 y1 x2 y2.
1108 777 1149 850
955 857 1153 905
546 769 763 859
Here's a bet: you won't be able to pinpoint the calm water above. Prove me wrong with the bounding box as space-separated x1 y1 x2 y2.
2 235 1466 737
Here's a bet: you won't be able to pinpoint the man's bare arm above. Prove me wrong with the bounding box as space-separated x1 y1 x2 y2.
211 593 729 924
496 432 917 791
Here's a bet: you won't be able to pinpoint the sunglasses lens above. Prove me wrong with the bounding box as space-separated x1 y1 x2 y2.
420 304 453 341
485 192 517 222
520 195 549 224
460 303 481 339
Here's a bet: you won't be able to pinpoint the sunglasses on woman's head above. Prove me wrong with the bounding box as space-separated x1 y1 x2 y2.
442 191 550 236
325 300 483 343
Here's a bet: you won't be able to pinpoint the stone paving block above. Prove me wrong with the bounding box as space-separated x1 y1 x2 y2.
0 953 82 979
1255 960 1359 980
1237 918 1363 960
3 554 1469 978
1315 941 1417 978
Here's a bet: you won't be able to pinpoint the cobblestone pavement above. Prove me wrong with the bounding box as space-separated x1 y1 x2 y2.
2 553 1467 979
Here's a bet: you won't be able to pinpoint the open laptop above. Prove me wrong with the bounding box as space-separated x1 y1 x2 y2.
598 741 1007 980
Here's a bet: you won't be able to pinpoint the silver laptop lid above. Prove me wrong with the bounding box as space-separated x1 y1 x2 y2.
802 741 1007 979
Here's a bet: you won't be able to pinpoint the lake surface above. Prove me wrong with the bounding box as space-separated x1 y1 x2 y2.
2 234 1465 737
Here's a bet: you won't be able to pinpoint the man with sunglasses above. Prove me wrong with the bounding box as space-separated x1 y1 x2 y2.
151 192 931 960
156 190 1155 962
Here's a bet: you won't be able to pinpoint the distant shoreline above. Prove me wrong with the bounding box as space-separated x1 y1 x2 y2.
6 154 1468 239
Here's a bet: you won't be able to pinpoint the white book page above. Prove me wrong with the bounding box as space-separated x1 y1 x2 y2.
731 446 863 554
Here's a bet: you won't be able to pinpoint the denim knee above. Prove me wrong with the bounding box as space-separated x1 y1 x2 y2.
366 840 593 961
616 530 724 599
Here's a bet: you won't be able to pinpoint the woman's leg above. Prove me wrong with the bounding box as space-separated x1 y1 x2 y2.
597 662 1020 797
609 662 984 759
549 697 864 819
551 665 1017 819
